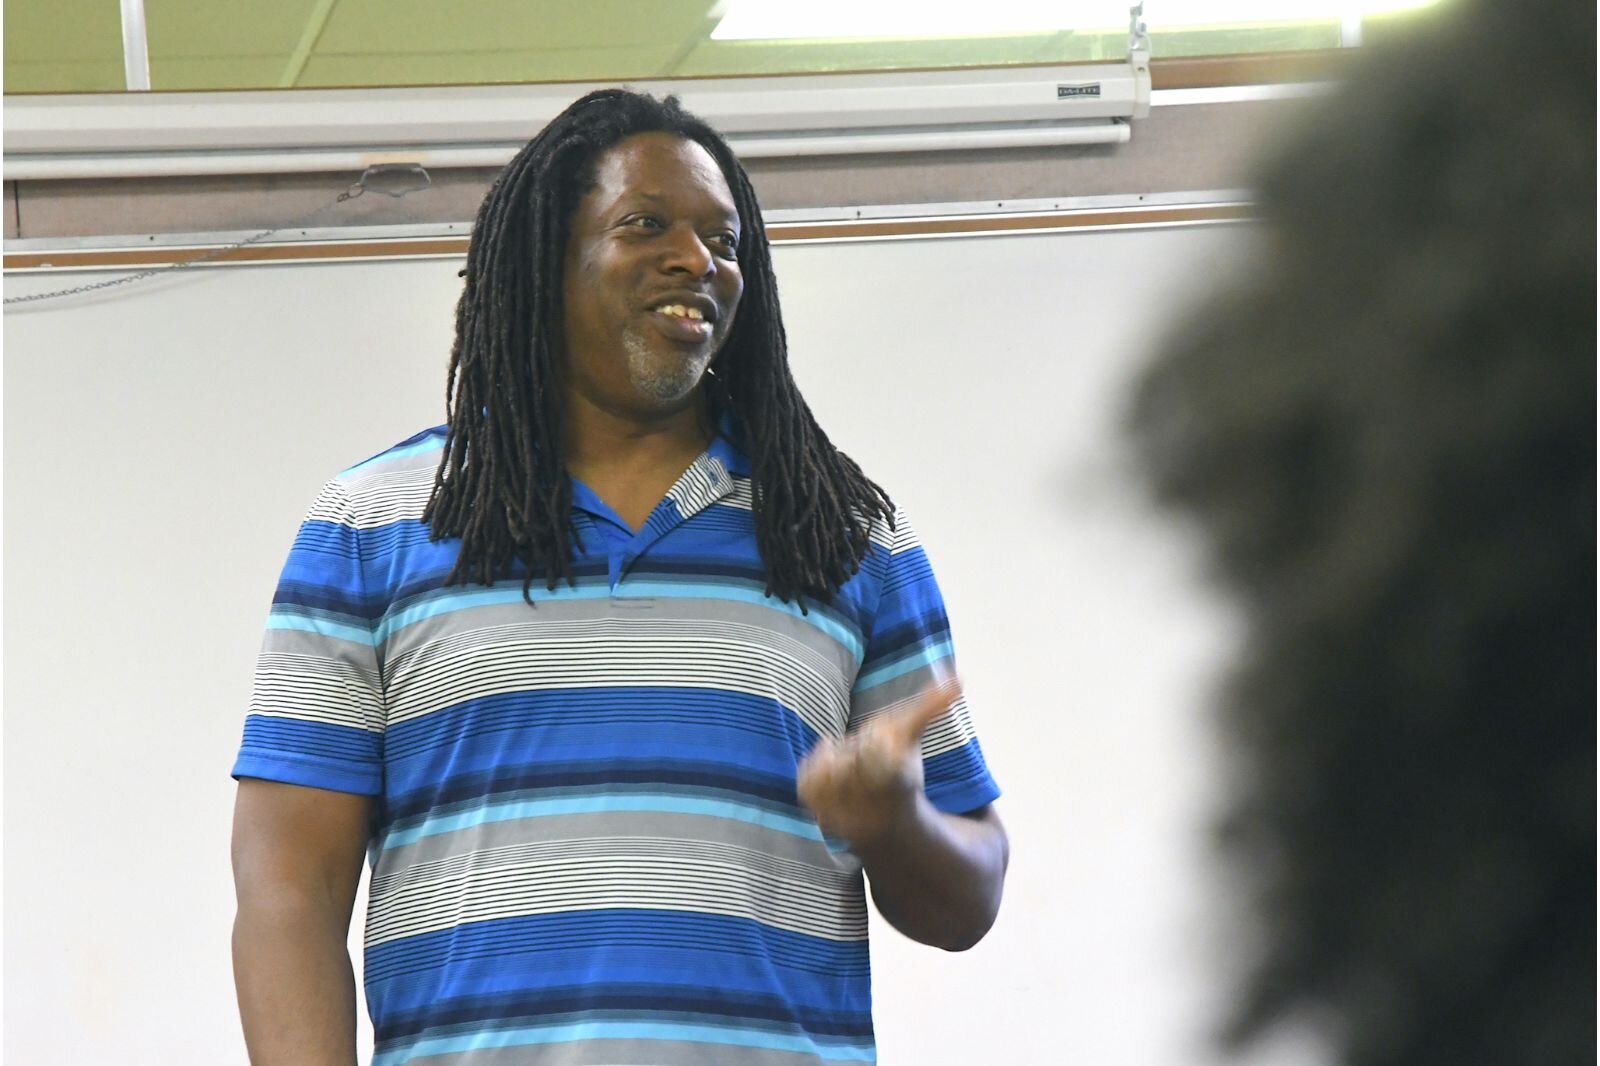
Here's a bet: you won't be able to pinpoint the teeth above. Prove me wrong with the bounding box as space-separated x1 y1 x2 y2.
657 304 706 322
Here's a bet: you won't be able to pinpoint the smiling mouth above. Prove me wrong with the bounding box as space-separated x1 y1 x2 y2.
649 306 715 342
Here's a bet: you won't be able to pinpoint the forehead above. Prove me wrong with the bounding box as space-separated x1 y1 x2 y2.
583 132 738 217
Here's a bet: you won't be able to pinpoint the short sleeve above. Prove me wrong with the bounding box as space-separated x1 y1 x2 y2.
850 509 1000 816
231 477 385 796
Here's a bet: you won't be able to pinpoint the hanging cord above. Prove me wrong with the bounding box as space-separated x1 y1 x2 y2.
4 163 432 306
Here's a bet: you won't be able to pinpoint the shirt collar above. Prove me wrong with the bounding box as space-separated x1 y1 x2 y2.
568 411 749 527
708 409 752 478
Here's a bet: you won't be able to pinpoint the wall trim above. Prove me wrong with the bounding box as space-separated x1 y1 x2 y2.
4 198 1251 272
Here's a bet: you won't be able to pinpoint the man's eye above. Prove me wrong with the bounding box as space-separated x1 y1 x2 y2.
629 216 663 229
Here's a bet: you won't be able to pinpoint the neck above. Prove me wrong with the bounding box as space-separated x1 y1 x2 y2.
563 388 714 482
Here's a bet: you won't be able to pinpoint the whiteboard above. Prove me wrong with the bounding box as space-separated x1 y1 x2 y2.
3 222 1285 1066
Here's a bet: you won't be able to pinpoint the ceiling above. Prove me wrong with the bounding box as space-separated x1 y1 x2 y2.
5 1 1433 95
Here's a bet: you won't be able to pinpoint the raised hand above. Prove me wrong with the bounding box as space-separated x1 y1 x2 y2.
795 678 960 850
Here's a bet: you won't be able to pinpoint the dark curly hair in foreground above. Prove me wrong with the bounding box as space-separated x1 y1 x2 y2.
1129 2 1594 1064
425 89 893 605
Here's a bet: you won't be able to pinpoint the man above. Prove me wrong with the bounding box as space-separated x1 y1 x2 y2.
231 89 1007 1066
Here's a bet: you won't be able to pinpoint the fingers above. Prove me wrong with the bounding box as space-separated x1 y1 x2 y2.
798 683 955 844
799 676 958 803
883 677 961 750
796 735 858 830
796 735 832 782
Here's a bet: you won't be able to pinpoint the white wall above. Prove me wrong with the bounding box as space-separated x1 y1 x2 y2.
4 223 1289 1065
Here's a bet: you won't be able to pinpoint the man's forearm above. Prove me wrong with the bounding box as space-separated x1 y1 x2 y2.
854 800 1008 952
233 891 360 1066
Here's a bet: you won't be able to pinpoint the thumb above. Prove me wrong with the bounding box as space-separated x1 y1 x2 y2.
883 677 961 751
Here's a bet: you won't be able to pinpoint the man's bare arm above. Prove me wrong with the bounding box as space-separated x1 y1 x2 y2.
796 680 1009 952
231 778 372 1066
856 802 1007 951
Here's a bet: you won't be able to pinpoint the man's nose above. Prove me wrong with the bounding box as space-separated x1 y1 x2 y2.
660 224 716 278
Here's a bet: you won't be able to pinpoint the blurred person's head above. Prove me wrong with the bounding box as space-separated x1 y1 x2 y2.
1128 2 1594 1063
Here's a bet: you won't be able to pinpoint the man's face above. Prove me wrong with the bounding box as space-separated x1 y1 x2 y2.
561 131 745 420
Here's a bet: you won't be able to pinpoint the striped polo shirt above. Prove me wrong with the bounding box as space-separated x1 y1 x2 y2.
233 423 1000 1066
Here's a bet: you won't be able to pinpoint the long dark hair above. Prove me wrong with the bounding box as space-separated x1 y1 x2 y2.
424 89 893 605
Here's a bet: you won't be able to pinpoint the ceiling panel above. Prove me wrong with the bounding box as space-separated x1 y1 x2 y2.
2 0 1445 96
145 0 331 58
298 47 693 89
1147 22 1338 55
149 57 309 91
3 61 125 94
4 0 122 63
314 0 718 56
672 33 1118 77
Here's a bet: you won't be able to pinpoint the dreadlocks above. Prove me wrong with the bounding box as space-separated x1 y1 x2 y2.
423 88 894 606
